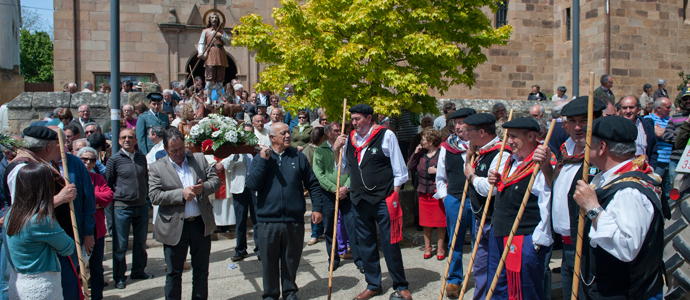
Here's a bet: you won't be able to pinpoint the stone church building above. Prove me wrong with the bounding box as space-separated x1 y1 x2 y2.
53 0 690 100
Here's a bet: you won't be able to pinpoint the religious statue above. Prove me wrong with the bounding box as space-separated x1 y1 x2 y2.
198 10 231 104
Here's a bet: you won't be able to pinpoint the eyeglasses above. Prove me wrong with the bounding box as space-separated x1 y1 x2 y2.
85 130 95 134
120 136 135 140
298 116 307 119
80 157 97 163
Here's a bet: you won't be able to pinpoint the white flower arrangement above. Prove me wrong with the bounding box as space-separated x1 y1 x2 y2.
184 113 258 151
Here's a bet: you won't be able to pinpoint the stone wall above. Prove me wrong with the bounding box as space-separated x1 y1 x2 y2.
5 92 554 135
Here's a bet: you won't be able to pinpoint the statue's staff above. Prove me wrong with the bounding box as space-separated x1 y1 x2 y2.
57 128 91 299
458 109 514 300
485 121 557 300
571 71 596 299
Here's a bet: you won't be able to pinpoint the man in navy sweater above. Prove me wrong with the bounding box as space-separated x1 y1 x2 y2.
247 122 325 300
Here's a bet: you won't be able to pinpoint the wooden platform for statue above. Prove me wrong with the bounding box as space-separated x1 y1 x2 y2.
187 144 258 158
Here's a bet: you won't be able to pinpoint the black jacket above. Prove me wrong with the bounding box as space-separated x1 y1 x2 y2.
639 117 659 169
105 149 148 207
246 147 324 223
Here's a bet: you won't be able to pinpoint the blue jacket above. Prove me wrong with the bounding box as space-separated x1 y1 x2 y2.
4 214 75 274
246 147 324 223
136 110 170 156
60 153 97 238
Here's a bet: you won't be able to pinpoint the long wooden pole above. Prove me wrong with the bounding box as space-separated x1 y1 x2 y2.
327 98 348 300
438 154 476 300
57 128 90 299
184 27 221 86
458 109 514 299
485 121 557 300
571 71 596 299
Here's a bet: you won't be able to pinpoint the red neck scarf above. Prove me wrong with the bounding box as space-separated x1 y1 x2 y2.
555 141 585 178
497 148 537 192
350 125 385 163
472 142 511 168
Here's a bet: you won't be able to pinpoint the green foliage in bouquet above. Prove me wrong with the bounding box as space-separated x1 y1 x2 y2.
184 114 259 151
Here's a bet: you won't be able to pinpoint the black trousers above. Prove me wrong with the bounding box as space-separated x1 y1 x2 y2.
233 188 258 255
256 222 304 300
322 190 361 267
163 218 212 300
353 199 408 291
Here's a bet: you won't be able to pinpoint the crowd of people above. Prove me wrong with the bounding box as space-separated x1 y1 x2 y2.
0 74 686 300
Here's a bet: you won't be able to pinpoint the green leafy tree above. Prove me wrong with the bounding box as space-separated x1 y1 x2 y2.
233 0 512 117
20 29 53 83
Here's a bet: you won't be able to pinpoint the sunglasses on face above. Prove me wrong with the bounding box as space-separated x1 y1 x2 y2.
298 116 307 119
80 157 97 163
85 130 95 134
120 136 135 140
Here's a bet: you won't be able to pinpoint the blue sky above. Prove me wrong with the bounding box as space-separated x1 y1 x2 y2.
22 0 53 29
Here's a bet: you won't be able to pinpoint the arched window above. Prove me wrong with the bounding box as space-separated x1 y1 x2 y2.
496 0 509 28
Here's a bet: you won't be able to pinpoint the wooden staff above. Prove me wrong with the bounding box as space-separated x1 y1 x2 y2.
458 109 514 299
327 98 348 300
184 26 221 86
57 128 90 299
571 71 596 299
438 154 476 300
485 121 557 300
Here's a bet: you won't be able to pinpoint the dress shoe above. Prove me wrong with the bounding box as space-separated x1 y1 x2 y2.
327 260 339 272
130 272 154 280
184 261 191 270
354 289 383 300
115 280 126 289
423 246 432 259
257 252 261 261
437 248 446 260
231 253 249 262
340 252 354 259
307 238 319 246
358 264 365 274
390 290 413 300
445 283 460 299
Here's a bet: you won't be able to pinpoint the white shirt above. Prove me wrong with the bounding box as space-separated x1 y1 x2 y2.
433 115 447 130
505 153 553 247
254 127 270 147
471 136 510 197
341 125 409 187
169 156 201 218
146 141 164 165
588 158 656 262
258 93 269 106
434 140 469 200
551 138 583 237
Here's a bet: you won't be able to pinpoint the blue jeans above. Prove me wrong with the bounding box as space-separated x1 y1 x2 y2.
112 205 149 282
655 162 672 201
0 228 8 300
443 195 475 285
311 220 324 239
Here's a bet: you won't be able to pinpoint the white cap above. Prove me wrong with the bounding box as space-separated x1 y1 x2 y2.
233 84 244 91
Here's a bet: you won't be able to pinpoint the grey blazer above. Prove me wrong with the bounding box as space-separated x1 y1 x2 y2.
148 152 221 246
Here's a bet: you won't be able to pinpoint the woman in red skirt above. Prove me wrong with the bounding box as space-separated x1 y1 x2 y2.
408 127 447 260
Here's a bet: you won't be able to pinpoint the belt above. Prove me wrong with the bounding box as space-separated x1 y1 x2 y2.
212 44 224 48
184 216 200 222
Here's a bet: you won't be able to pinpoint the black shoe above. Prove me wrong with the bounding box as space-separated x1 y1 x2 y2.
115 280 126 289
130 272 154 280
257 253 261 261
232 253 248 262
328 260 339 272
358 264 365 274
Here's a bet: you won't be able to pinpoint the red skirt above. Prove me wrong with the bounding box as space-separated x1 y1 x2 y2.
419 192 446 227
214 157 226 199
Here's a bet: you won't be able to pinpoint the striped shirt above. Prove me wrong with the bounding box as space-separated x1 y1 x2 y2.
644 114 672 163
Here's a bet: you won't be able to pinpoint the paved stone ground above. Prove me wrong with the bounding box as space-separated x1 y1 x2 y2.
101 228 564 300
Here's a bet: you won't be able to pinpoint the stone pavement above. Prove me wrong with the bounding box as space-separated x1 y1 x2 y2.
101 227 564 300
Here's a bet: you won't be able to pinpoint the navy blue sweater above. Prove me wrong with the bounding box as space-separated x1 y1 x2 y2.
246 147 324 223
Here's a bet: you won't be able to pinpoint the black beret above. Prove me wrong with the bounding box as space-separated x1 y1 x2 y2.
502 117 540 132
464 113 496 126
448 108 476 120
349 104 374 116
23 126 58 140
561 96 606 117
146 92 164 102
588 115 637 143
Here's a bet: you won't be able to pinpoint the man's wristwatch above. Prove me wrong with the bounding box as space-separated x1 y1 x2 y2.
586 206 604 220
468 174 476 182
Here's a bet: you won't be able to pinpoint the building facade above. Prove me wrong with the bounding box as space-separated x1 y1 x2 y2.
53 0 690 100
0 0 24 105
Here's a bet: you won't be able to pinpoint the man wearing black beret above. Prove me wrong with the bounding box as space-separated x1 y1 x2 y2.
486 117 553 300
333 104 412 300
572 116 665 299
434 108 475 297
461 112 511 299
5 126 96 299
136 92 171 156
534 96 604 298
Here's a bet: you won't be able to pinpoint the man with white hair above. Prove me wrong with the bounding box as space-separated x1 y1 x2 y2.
233 83 244 103
162 89 176 115
171 82 183 102
67 83 78 94
529 104 545 119
82 81 95 92
654 79 669 100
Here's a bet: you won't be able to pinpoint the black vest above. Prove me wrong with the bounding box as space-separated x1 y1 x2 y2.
445 150 466 200
581 171 663 300
467 150 501 221
493 171 541 237
347 129 394 205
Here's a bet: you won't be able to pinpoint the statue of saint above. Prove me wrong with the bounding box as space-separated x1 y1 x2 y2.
197 11 230 104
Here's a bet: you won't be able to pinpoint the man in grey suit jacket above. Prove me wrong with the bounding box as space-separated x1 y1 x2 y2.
149 128 220 300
